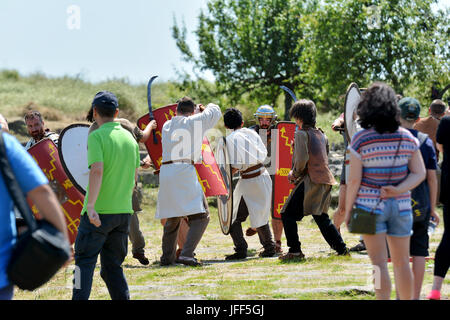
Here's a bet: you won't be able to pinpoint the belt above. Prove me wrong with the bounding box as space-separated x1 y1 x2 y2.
241 170 263 179
241 163 263 174
241 163 264 179
161 159 194 165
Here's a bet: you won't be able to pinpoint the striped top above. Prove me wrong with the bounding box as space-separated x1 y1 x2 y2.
349 127 419 215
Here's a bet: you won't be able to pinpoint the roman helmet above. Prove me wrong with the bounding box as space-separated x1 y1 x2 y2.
254 105 277 129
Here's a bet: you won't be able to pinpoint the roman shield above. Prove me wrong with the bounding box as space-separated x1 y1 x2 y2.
272 121 296 220
344 83 362 183
215 136 233 235
344 82 361 143
28 139 84 244
137 105 228 197
137 104 177 170
58 123 90 195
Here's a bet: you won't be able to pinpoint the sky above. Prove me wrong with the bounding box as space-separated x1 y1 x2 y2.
0 0 448 86
0 0 211 84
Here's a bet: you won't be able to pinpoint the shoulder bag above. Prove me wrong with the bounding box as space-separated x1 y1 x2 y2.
0 133 71 291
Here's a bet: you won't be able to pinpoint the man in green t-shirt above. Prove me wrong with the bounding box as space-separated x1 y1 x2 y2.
72 91 140 300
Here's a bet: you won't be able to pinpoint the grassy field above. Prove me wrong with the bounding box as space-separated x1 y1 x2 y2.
12 186 448 300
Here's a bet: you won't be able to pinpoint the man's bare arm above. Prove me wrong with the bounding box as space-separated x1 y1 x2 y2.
87 162 103 227
28 184 69 241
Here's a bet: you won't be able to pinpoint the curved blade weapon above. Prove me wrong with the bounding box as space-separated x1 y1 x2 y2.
280 85 299 131
147 75 158 144
280 85 298 102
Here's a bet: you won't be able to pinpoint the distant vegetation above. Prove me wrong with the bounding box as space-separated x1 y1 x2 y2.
1 69 350 148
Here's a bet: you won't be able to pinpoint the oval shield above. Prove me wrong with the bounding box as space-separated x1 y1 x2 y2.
344 82 361 143
58 123 90 195
215 136 233 235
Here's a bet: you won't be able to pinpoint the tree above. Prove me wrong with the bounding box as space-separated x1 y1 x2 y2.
308 0 449 108
172 0 319 119
172 0 449 115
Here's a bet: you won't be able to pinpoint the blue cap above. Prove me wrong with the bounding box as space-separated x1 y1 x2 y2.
92 91 118 110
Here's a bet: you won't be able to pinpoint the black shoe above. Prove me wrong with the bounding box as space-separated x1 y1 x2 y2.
349 241 366 252
225 252 247 260
176 255 203 267
133 252 150 265
259 248 276 258
337 248 351 256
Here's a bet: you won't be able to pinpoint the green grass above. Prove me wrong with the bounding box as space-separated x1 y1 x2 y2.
11 184 449 300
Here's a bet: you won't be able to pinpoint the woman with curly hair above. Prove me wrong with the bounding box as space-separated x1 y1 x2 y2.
344 82 426 300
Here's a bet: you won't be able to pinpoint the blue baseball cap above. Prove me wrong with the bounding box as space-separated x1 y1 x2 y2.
92 91 118 110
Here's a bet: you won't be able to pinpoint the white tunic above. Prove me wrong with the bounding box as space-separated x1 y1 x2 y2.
155 104 222 219
227 128 272 228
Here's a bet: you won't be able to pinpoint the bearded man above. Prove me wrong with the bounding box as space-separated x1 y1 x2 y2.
24 111 59 150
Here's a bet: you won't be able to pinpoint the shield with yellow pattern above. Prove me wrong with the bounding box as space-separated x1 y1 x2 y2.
27 139 84 244
137 104 227 197
272 121 296 219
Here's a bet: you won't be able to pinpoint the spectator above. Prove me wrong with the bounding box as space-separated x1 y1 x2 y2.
72 91 140 300
87 112 157 266
427 114 450 300
414 99 447 158
0 128 69 300
399 97 439 299
24 111 59 149
344 83 426 300
414 99 447 206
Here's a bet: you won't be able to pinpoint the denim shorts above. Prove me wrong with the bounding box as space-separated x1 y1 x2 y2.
375 198 413 237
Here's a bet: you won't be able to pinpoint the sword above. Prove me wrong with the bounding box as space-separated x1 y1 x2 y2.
147 75 158 144
280 85 297 102
280 85 299 131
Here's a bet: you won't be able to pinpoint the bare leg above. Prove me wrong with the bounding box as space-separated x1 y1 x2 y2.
272 218 284 252
177 218 189 250
363 233 391 300
387 235 413 300
411 256 426 300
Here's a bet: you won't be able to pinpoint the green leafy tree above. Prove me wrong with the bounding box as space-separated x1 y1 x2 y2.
172 0 319 119
308 0 449 108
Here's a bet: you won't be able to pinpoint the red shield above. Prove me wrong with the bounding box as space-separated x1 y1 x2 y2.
137 105 227 197
272 121 296 219
28 139 84 244
137 104 177 169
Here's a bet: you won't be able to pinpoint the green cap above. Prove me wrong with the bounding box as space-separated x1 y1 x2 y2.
399 97 421 121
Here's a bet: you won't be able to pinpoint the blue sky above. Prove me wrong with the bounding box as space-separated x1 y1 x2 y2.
0 0 448 85
0 0 210 84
